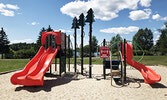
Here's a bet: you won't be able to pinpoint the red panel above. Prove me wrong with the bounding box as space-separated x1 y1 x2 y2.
41 31 61 45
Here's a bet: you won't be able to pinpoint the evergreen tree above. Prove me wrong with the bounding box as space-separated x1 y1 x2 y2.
133 28 153 51
92 36 98 54
110 34 122 53
79 36 98 57
47 25 54 32
156 23 167 55
0 27 10 59
35 27 46 52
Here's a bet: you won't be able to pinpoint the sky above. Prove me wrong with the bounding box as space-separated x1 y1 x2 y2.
0 0 167 47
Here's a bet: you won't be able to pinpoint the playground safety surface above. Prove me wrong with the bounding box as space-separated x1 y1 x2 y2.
0 64 167 100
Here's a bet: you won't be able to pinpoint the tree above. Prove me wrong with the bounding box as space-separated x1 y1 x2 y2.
156 23 167 55
110 34 122 53
79 36 98 57
35 27 46 52
133 28 153 51
83 45 89 57
0 28 10 59
92 36 98 54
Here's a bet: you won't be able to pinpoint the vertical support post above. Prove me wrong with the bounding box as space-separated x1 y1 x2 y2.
121 41 123 79
124 39 126 81
55 37 57 72
65 33 66 73
55 58 57 71
49 35 52 74
68 35 70 72
81 24 84 75
45 35 48 49
89 22 92 78
103 39 106 79
74 27 77 73
59 45 62 76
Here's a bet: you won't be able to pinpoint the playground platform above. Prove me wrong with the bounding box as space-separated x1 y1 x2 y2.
0 64 167 100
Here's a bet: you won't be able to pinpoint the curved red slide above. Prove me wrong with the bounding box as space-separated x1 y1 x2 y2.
11 46 59 86
123 42 161 84
11 31 61 86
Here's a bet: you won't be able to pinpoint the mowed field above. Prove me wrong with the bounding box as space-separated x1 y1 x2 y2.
0 56 167 73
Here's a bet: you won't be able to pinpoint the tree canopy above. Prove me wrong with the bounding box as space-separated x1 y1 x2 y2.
0 28 10 59
133 28 153 51
156 23 167 55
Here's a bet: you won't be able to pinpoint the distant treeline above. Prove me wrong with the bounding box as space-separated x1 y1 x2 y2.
0 22 167 59
5 43 37 59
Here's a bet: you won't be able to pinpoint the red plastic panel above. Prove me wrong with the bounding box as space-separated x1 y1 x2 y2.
41 31 61 45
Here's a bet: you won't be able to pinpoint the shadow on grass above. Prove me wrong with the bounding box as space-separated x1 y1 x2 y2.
15 72 80 92
150 83 167 88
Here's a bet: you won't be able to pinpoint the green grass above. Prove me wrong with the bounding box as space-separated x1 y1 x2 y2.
54 56 167 66
133 56 167 66
0 59 29 73
0 56 167 73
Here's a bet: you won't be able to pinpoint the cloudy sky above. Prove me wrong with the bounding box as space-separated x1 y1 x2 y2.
0 0 167 46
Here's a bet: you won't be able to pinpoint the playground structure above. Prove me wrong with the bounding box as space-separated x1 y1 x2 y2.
101 38 161 85
10 31 161 86
10 8 161 86
10 31 71 86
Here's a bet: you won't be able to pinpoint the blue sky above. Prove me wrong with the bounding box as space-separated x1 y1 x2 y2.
0 0 167 46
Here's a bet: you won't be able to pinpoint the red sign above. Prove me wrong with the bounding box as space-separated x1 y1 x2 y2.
100 47 110 58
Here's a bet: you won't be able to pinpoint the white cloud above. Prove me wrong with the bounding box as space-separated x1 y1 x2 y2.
154 35 160 43
11 39 33 44
161 17 167 21
0 3 6 9
152 14 167 21
152 14 161 20
27 22 39 25
129 9 151 20
140 0 151 7
6 4 19 10
100 26 139 34
0 3 19 17
60 0 140 21
161 25 166 29
153 31 158 34
0 9 14 16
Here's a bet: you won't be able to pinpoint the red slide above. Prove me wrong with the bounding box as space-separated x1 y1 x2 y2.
11 46 59 86
11 31 61 86
123 42 161 84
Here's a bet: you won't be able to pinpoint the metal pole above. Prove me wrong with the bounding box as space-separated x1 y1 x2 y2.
55 37 57 71
89 22 92 78
65 33 66 73
68 35 70 72
55 58 57 71
124 39 127 81
81 24 84 75
49 35 52 74
59 45 62 76
121 41 123 79
103 39 106 79
74 28 77 73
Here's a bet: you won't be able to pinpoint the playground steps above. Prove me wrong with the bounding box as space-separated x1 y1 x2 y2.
112 70 120 76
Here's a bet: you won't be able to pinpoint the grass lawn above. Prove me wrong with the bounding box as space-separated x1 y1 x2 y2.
0 59 30 73
0 56 167 73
